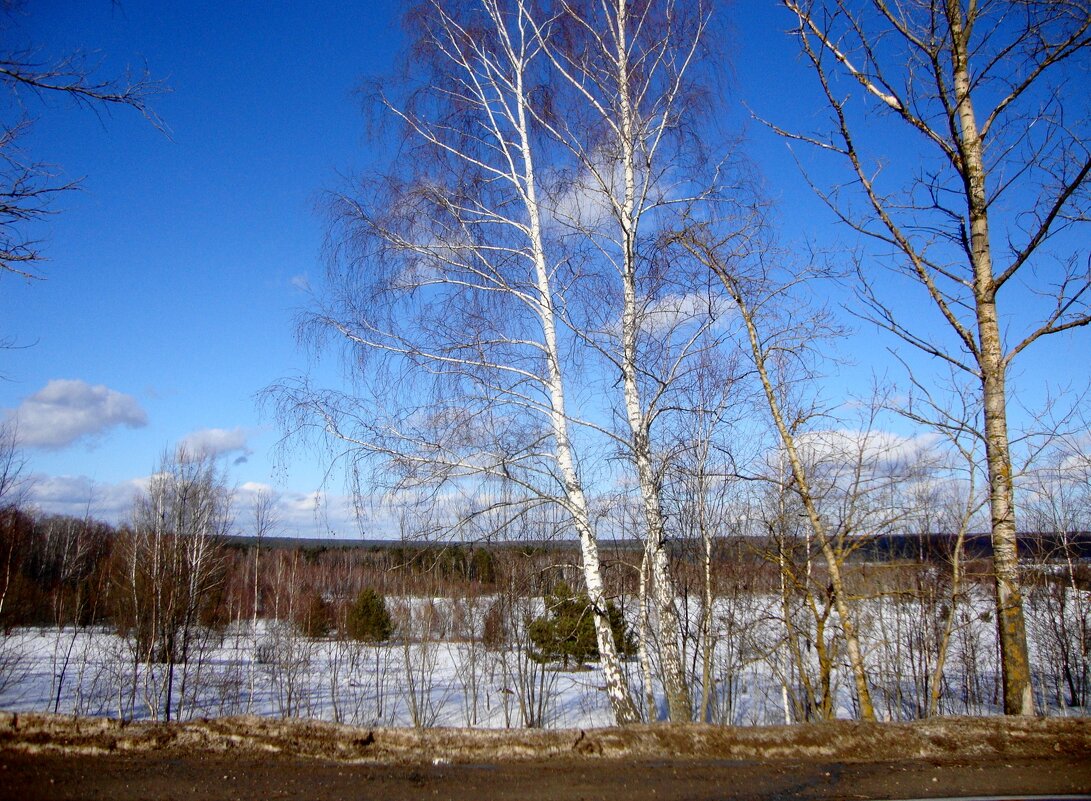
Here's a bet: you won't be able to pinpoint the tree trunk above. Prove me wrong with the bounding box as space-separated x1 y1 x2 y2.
981 343 1034 715
718 266 876 721
638 549 657 721
700 521 714 723
519 80 640 725
614 0 691 722
946 0 1034 716
621 353 691 721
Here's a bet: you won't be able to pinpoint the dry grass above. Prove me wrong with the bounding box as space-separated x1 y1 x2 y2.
0 712 1087 765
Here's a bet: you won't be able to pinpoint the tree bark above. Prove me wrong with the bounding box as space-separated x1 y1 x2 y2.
946 0 1034 716
518 56 640 724
705 259 877 721
613 0 692 723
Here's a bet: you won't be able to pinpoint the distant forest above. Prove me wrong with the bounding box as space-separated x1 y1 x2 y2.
4 506 1088 634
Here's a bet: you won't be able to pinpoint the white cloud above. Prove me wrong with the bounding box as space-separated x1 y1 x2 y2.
5 379 147 449
548 170 616 232
794 428 943 469
641 292 733 334
239 480 274 495
28 471 366 537
290 273 311 292
28 474 147 523
22 458 380 539
279 489 359 532
234 482 366 538
179 427 252 463
233 480 366 536
544 149 673 235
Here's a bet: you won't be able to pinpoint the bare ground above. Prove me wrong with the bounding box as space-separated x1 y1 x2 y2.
0 713 1088 800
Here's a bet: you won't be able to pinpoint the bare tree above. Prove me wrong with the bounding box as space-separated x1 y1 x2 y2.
893 367 990 716
0 421 27 508
42 509 107 714
676 230 880 720
0 422 28 623
658 349 745 721
0 2 164 280
250 489 278 627
121 447 231 722
760 474 839 721
530 0 721 721
246 488 279 711
272 0 640 723
773 0 1091 715
1023 433 1091 709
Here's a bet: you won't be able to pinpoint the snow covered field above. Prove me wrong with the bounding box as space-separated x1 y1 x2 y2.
0 620 622 728
0 589 1086 727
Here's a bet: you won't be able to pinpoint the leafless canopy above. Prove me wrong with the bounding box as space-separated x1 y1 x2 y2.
774 0 1091 369
0 4 165 280
772 0 1091 716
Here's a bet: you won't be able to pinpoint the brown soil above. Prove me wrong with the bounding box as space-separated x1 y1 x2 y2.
0 713 1088 800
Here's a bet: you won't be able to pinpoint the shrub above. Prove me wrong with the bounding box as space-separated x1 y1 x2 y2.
344 587 394 642
528 581 634 668
481 596 508 649
255 637 278 665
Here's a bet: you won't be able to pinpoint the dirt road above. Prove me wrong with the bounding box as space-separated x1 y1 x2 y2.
1 713 1088 800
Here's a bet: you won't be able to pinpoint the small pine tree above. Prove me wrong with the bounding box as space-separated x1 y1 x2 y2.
344 587 394 642
528 581 634 668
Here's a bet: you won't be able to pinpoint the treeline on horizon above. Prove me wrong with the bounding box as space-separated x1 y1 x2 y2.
224 530 1091 561
3 503 1088 636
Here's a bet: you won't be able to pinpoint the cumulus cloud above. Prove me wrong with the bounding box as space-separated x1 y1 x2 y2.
28 474 147 523
29 472 365 537
278 489 360 534
544 150 675 236
239 480 274 495
234 482 365 538
179 427 253 463
5 379 147 449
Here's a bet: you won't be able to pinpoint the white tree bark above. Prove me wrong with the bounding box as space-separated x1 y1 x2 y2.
534 0 709 722
280 0 642 724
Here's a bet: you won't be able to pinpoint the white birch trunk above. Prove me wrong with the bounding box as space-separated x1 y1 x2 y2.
512 13 640 724
613 0 691 722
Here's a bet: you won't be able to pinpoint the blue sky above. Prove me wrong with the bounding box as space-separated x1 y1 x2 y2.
1 1 404 532
1 2 1086 536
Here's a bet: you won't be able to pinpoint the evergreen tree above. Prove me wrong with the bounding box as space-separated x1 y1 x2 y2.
529 582 634 668
296 590 332 638
345 587 393 642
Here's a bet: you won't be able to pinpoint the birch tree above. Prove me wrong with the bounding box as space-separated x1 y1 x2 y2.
122 447 231 722
0 423 29 626
273 0 640 723
774 0 1091 715
661 358 743 722
676 231 880 720
0 421 27 506
531 0 724 721
894 368 990 716
1023 430 1091 708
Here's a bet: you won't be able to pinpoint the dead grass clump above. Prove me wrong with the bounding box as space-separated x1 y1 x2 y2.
0 712 1088 765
